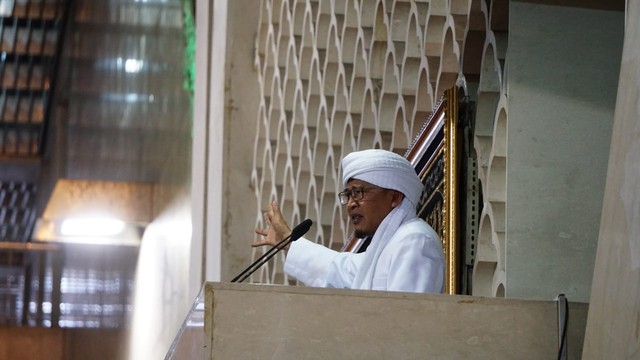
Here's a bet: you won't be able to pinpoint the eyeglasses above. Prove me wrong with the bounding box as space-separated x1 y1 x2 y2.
338 186 383 205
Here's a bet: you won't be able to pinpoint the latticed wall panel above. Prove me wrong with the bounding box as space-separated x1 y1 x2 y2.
250 0 507 296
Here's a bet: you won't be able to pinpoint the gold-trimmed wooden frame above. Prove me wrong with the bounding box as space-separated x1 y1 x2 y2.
404 87 459 294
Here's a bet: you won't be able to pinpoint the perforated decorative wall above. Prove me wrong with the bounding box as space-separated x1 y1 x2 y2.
250 0 507 297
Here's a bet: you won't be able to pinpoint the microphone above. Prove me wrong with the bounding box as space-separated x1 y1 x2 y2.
231 219 313 283
287 218 313 242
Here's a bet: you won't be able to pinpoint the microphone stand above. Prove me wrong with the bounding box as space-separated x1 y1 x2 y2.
231 219 312 283
230 233 294 283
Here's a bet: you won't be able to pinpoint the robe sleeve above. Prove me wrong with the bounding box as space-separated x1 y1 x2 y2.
385 234 445 293
284 238 364 288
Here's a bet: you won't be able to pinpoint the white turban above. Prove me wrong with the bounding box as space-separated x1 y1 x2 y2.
341 149 423 207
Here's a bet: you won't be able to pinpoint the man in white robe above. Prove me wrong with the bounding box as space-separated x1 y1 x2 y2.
254 149 445 293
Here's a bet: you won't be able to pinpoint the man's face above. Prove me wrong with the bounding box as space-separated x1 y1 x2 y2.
342 179 403 237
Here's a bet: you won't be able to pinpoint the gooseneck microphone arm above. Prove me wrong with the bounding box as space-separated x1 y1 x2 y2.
231 219 313 283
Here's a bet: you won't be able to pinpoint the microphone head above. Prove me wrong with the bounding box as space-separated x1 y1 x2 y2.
290 219 313 241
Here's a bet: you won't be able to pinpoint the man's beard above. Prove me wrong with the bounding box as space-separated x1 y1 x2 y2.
353 230 369 238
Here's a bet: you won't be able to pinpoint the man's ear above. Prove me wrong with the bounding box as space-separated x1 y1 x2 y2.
391 191 404 208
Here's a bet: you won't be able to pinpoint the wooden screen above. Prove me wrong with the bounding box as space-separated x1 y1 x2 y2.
404 87 460 294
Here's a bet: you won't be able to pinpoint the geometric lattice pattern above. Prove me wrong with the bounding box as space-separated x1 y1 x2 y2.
250 0 507 296
470 0 508 298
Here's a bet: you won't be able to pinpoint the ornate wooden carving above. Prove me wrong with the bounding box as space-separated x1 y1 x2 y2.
405 87 460 294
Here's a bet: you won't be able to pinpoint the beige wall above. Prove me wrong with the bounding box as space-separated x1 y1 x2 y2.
583 0 640 357
191 0 263 284
505 3 623 302
220 1 261 281
204 282 589 360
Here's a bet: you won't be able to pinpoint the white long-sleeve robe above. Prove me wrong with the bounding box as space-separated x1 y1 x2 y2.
283 217 445 293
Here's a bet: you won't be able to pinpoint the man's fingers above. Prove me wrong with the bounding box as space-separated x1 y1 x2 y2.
269 201 281 217
250 241 263 248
